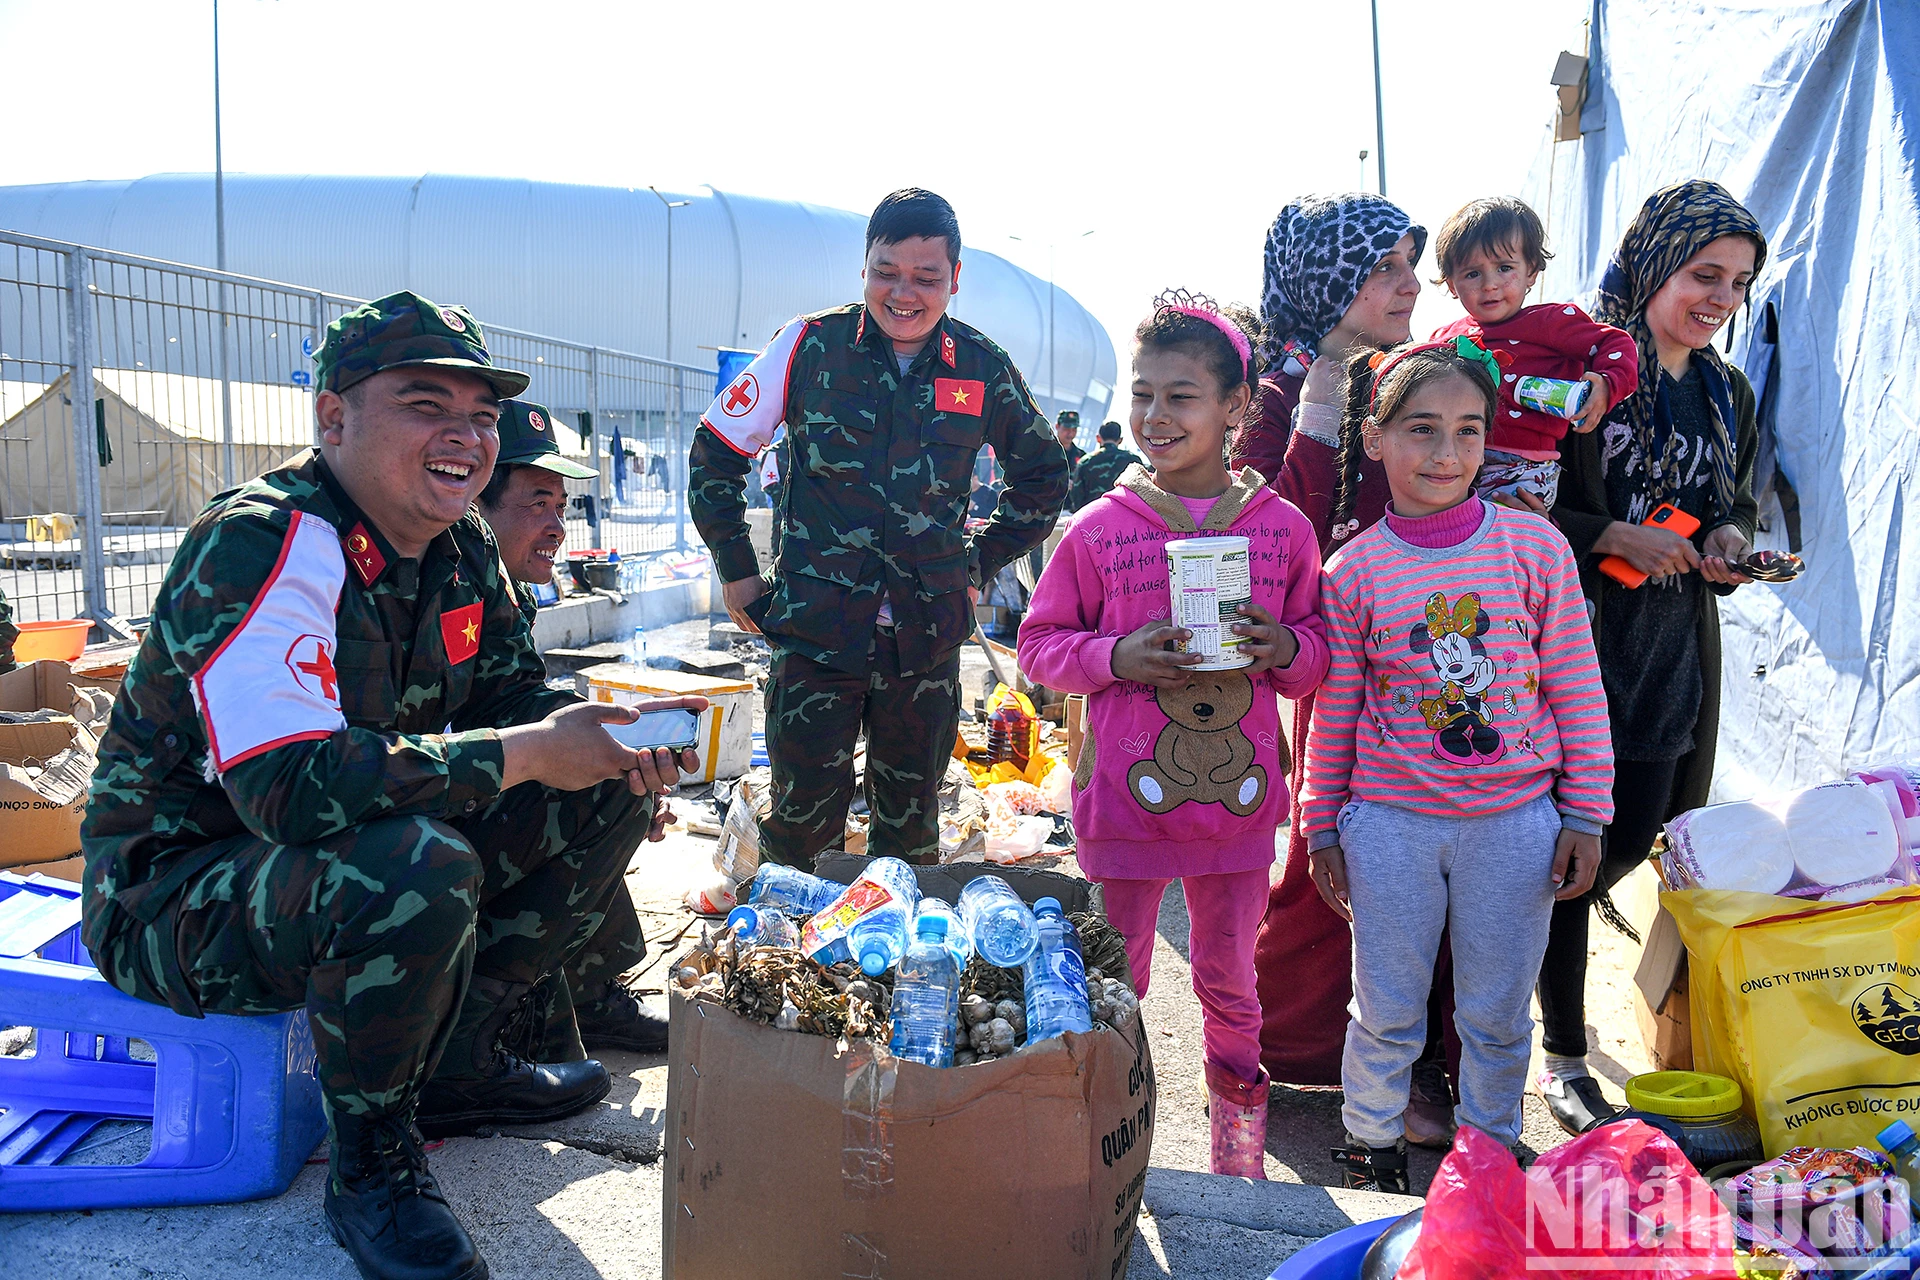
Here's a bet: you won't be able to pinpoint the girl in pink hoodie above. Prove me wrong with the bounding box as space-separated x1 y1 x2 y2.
1020 292 1329 1178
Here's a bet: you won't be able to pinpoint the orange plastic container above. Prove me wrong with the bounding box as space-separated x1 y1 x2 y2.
12 619 90 663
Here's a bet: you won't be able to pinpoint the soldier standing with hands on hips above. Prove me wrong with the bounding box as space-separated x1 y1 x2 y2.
80 293 702 1280
690 189 1069 867
475 399 673 1056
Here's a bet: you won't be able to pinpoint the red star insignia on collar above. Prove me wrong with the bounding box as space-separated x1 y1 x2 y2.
343 523 386 585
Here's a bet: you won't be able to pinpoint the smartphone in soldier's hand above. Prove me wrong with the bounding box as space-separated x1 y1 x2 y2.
604 708 700 752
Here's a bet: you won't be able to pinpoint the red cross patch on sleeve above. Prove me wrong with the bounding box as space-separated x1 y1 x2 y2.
441 602 483 664
934 378 985 417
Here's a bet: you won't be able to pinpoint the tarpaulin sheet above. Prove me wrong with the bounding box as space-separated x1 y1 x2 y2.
1523 0 1920 796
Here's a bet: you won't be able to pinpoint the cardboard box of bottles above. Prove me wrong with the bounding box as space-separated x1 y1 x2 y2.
663 861 1154 1280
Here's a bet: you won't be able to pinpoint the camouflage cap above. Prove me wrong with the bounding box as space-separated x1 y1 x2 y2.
315 290 530 398
495 400 597 478
1056 410 1080 428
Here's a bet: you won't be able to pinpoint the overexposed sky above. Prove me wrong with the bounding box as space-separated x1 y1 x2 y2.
1 0 1590 393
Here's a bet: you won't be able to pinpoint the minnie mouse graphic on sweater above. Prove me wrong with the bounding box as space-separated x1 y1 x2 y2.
1409 591 1506 766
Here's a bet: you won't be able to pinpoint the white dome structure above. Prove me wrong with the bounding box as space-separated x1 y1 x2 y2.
0 173 1116 424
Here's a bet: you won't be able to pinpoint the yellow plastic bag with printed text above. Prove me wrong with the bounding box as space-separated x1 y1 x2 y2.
1664 885 1920 1157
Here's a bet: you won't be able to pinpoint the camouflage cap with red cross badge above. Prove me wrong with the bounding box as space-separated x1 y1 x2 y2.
495 399 597 478
314 290 530 399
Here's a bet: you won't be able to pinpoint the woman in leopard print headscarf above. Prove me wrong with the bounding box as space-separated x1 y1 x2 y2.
1232 193 1425 550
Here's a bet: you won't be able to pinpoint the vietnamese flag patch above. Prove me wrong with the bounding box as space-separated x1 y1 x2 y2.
935 378 985 417
441 602 483 664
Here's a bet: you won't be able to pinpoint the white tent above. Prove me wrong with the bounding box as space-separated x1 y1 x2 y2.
1524 0 1920 796
0 371 314 526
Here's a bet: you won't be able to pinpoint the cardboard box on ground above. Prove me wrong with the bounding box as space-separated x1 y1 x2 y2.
664 858 1154 1280
0 660 115 869
1623 861 1693 1071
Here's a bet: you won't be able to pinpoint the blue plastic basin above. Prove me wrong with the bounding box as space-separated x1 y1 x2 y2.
1269 1215 1400 1280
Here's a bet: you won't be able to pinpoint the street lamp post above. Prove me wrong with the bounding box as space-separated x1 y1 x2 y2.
212 0 235 487
649 186 690 544
1008 229 1094 424
1370 0 1388 196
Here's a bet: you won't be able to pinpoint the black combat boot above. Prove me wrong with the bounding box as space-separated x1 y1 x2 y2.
573 975 669 1054
416 975 610 1139
1331 1134 1412 1194
500 973 586 1065
324 1108 488 1280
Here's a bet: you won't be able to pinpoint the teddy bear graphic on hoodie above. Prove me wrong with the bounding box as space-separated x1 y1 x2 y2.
1128 668 1270 816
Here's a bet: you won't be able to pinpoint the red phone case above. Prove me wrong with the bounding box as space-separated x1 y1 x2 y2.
1599 504 1702 588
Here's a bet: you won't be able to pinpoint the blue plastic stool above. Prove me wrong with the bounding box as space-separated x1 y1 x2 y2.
1268 1215 1400 1280
0 871 328 1211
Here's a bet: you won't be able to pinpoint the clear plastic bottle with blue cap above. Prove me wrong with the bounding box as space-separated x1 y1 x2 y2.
725 904 800 949
1879 1119 1920 1190
845 857 921 976
889 915 959 1068
1023 896 1093 1041
747 865 844 916
912 898 972 969
957 874 1039 967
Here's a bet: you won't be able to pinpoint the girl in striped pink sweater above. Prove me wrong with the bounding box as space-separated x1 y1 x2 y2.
1301 337 1613 1192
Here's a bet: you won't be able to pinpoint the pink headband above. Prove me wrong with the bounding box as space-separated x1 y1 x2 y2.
1164 304 1252 378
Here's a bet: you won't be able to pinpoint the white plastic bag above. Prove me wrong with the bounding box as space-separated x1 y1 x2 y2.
984 814 1053 864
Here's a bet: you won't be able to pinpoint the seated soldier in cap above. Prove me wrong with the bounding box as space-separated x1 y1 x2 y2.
476 400 671 1056
80 291 703 1280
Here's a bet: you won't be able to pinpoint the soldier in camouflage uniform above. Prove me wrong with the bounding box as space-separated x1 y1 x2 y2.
1055 410 1085 481
1067 419 1147 512
0 587 16 673
690 189 1069 868
80 294 699 1280
475 400 669 1056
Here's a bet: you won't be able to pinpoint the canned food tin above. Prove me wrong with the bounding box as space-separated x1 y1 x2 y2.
1513 375 1592 420
1165 535 1253 670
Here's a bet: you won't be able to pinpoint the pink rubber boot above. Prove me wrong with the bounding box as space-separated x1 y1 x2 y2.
1206 1062 1270 1179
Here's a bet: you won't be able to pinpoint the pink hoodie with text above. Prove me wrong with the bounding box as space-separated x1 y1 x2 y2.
1018 467 1329 880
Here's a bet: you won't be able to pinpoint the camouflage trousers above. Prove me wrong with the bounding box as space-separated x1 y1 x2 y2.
761 630 962 868
92 777 652 1120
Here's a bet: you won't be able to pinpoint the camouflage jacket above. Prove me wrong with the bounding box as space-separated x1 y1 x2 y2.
81 449 571 948
1068 442 1147 512
688 304 1068 676
0 587 15 674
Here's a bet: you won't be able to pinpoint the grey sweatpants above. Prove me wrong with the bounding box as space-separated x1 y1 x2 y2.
1337 794 1562 1145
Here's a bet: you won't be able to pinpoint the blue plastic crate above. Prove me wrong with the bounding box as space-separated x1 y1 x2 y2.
0 872 327 1211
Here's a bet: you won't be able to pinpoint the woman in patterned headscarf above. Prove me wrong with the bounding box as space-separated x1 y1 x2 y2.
1241 195 1459 1140
1533 179 1766 1138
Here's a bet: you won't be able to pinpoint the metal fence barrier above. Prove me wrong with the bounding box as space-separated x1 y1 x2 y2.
0 227 714 629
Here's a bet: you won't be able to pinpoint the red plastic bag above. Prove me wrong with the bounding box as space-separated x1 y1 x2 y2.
1398 1121 1738 1280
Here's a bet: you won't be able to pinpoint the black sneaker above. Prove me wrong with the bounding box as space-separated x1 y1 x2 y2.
324 1110 489 1280
574 978 669 1055
1331 1135 1411 1194
1539 1072 1619 1136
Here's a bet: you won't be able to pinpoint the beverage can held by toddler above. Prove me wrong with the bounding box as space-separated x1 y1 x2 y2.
1164 535 1252 670
1513 375 1591 420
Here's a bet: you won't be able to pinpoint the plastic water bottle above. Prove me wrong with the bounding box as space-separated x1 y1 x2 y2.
747 865 844 916
847 857 920 976
625 623 649 665
889 915 959 1068
913 898 972 969
725 904 801 949
958 875 1039 967
1023 897 1093 1042
1879 1120 1920 1189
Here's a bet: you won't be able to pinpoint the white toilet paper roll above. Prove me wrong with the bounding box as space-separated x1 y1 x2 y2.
1786 782 1900 888
1669 799 1795 894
